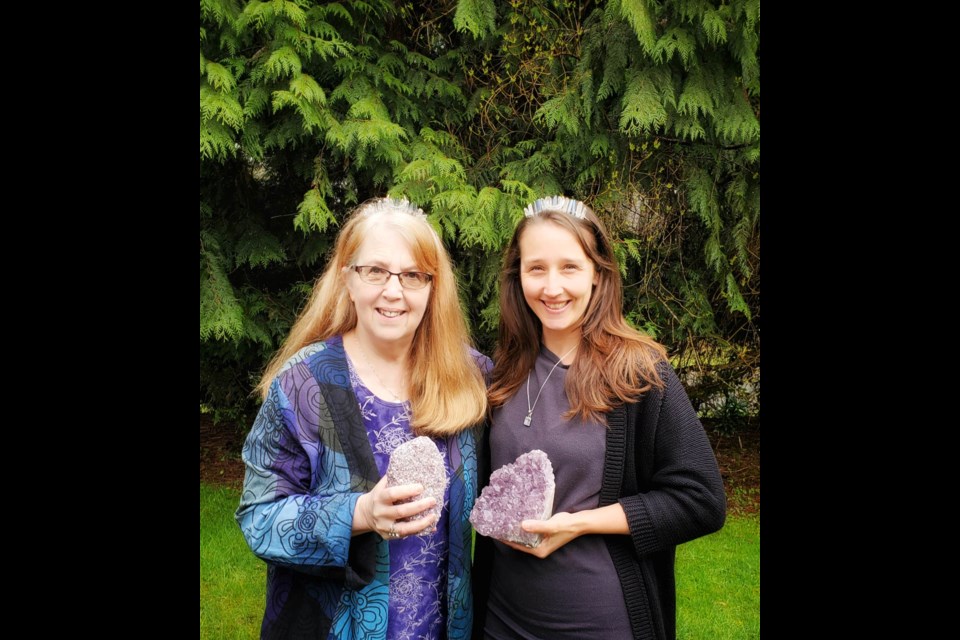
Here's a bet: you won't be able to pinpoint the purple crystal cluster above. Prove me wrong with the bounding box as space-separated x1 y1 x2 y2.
469 449 555 548
385 436 448 536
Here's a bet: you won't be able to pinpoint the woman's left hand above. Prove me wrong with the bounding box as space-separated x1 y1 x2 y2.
498 512 580 558
495 503 629 557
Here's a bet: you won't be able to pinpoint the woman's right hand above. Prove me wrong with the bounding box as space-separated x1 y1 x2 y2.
352 475 438 539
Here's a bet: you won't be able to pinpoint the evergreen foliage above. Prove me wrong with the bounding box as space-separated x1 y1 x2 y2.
200 0 760 425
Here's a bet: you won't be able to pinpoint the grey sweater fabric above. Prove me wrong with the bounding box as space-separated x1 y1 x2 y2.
473 360 726 640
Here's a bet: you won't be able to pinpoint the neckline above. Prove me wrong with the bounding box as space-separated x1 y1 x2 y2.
344 350 409 407
540 344 574 369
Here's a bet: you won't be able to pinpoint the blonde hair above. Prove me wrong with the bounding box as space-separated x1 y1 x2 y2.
489 198 667 424
257 197 488 436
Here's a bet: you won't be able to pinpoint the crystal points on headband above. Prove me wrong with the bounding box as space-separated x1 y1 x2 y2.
362 197 428 220
523 196 588 220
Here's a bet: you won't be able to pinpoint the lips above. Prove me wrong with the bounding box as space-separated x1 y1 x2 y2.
378 308 405 318
542 301 570 311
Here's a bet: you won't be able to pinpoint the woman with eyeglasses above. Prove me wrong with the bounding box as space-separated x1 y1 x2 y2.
472 197 726 640
236 197 490 640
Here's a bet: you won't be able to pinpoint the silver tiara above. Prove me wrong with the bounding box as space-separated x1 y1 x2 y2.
361 197 428 220
523 196 589 220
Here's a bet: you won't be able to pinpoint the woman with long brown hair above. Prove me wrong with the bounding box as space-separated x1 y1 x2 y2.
474 196 726 640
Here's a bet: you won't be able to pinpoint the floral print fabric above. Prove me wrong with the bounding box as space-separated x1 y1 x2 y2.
348 357 451 640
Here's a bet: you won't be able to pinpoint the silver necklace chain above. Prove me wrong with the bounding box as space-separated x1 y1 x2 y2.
357 342 405 402
524 344 578 427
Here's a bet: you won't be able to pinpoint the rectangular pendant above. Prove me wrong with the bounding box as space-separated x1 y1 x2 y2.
523 415 532 427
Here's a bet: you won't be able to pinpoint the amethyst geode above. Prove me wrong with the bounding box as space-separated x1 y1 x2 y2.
469 449 555 547
385 436 448 536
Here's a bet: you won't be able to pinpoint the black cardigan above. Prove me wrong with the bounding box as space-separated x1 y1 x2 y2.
472 362 726 639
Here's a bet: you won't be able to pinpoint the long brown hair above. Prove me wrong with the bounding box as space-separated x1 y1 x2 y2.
488 198 666 424
257 197 488 436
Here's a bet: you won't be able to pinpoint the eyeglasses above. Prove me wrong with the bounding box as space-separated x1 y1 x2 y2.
351 265 433 290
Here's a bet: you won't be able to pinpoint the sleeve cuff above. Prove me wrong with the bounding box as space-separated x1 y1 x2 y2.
619 495 660 556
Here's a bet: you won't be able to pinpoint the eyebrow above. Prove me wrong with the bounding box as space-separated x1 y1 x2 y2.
522 257 588 264
364 259 422 271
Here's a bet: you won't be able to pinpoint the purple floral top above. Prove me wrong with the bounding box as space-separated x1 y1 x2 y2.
347 355 452 640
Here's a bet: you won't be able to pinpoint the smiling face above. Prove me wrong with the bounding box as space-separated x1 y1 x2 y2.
345 225 431 351
518 220 598 347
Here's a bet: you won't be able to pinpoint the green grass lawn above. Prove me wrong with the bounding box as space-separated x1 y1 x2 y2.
676 516 760 639
200 484 266 639
201 483 759 639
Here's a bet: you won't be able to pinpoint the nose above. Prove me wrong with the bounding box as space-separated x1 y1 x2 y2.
543 270 563 296
382 272 404 297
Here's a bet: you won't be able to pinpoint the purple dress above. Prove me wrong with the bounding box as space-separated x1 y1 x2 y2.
347 355 452 640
